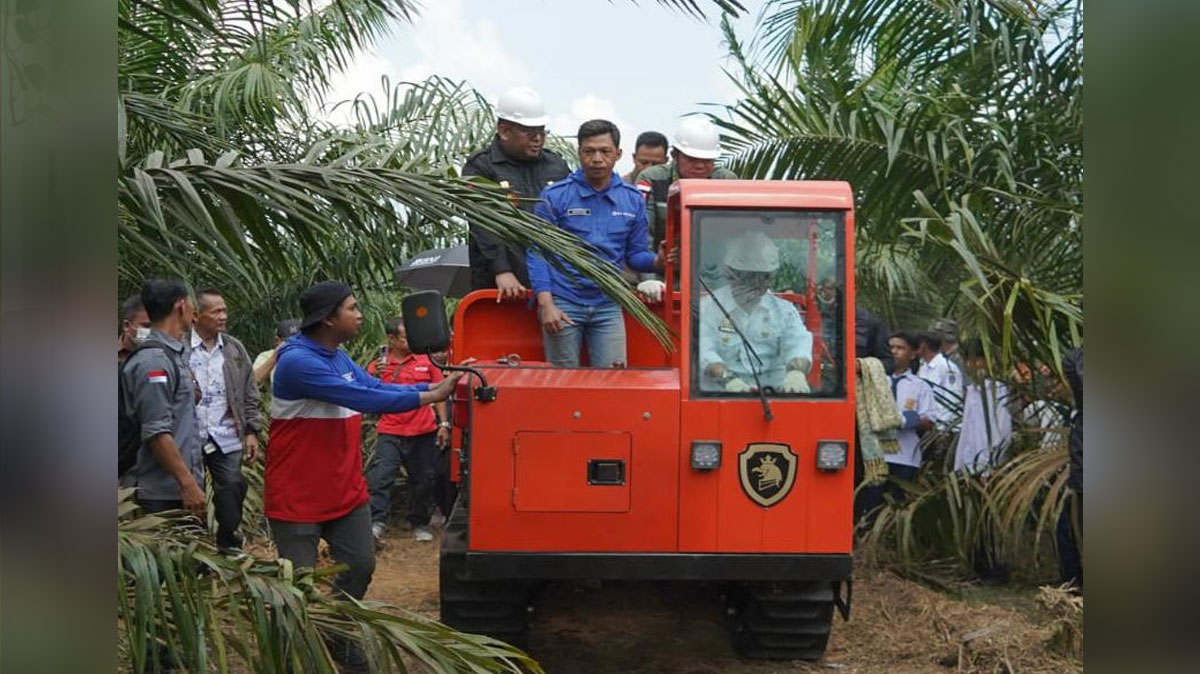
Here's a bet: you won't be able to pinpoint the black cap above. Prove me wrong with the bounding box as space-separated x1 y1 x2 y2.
299 281 353 329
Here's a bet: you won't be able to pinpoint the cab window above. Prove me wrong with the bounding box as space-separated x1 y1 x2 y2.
690 209 846 399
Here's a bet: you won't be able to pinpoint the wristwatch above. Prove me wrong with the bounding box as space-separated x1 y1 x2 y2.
438 421 451 429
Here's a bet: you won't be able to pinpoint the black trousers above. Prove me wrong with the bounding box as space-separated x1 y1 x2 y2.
433 447 458 518
366 432 437 527
203 447 247 549
1056 490 1083 588
856 463 919 528
269 503 375 600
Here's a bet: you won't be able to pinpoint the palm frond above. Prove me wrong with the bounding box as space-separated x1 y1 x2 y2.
119 153 671 348
118 489 543 674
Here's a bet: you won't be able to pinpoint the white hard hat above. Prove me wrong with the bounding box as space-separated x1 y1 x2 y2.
673 117 721 160
724 231 780 272
496 86 548 127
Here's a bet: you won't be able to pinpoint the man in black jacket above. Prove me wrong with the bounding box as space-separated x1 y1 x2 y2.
855 307 893 373
461 86 570 299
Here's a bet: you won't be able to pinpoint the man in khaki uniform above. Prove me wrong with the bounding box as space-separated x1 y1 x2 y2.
633 117 737 299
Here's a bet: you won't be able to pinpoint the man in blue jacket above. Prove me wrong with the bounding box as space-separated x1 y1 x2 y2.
528 119 672 367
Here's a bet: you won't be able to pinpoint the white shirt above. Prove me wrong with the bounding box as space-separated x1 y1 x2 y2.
953 379 1013 474
918 352 961 423
190 331 242 453
889 371 934 468
697 285 813 391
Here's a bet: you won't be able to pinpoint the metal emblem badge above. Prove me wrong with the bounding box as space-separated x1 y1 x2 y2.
738 443 797 507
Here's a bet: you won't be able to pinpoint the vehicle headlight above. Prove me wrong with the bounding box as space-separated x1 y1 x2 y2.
815 440 848 472
690 441 722 470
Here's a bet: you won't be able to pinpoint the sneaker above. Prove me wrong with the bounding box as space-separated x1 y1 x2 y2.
371 522 386 550
430 511 447 529
413 526 434 542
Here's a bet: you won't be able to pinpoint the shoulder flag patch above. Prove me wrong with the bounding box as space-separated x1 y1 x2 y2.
635 180 652 193
147 370 169 384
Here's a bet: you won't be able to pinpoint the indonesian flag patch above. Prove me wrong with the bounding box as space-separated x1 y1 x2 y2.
147 370 169 384
636 180 652 194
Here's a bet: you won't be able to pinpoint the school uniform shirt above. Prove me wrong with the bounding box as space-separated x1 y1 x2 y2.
366 352 444 437
528 169 658 307
953 378 1013 474
918 352 960 423
889 371 935 468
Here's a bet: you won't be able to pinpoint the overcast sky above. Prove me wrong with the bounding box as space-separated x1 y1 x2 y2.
324 0 763 175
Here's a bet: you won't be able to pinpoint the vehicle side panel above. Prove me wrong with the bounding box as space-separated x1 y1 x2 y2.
466 367 681 552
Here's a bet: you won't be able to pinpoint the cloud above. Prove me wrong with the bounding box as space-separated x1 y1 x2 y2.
318 48 397 125
392 0 533 100
549 94 631 140
551 94 643 173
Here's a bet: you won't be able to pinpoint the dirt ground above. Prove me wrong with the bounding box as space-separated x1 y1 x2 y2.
368 524 1082 674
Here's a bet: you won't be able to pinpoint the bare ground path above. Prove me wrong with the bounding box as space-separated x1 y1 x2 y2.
367 527 1081 674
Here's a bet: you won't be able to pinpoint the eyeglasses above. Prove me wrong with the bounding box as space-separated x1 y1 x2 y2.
509 124 547 140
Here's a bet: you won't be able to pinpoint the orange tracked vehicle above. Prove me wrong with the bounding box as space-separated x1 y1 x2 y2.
403 180 857 660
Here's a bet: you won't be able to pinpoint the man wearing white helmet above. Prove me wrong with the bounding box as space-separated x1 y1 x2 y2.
462 86 570 299
633 117 737 302
698 231 813 394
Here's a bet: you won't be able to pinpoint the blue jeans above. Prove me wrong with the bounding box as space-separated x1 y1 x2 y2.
542 296 626 367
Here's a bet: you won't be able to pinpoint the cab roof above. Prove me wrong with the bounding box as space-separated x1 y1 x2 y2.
671 179 853 210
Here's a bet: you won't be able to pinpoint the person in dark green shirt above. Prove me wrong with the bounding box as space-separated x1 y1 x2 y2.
632 117 737 295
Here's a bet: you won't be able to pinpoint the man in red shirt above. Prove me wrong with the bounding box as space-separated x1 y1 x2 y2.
366 316 451 544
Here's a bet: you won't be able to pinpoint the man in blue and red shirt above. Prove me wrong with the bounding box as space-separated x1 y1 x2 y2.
267 281 462 607
365 316 451 544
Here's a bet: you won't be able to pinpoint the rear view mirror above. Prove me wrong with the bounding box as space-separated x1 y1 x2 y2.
401 291 450 355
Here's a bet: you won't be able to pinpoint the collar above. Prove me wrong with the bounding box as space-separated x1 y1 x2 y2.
925 352 946 367
569 168 622 199
387 351 417 366
191 329 224 351
150 328 184 352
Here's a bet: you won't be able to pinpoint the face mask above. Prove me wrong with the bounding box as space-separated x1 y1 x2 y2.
135 327 152 343
731 283 766 308
728 269 773 306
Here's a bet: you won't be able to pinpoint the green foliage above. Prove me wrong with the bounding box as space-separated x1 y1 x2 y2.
118 0 671 355
118 489 543 674
719 0 1082 576
719 0 1082 346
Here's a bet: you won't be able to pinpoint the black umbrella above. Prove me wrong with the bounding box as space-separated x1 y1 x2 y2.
394 244 472 297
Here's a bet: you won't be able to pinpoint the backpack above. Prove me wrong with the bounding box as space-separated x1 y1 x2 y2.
118 342 179 477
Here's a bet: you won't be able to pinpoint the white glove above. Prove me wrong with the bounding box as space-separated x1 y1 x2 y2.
637 279 666 303
782 369 810 394
725 377 751 393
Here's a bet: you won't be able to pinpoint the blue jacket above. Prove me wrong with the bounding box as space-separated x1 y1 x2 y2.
273 334 429 414
528 169 658 306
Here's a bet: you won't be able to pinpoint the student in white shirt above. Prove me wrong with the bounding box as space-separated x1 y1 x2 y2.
916 331 962 424
859 331 934 524
952 339 1013 475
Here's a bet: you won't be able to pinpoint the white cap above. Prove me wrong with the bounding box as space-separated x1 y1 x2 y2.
724 231 780 272
496 86 548 127
673 117 721 160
